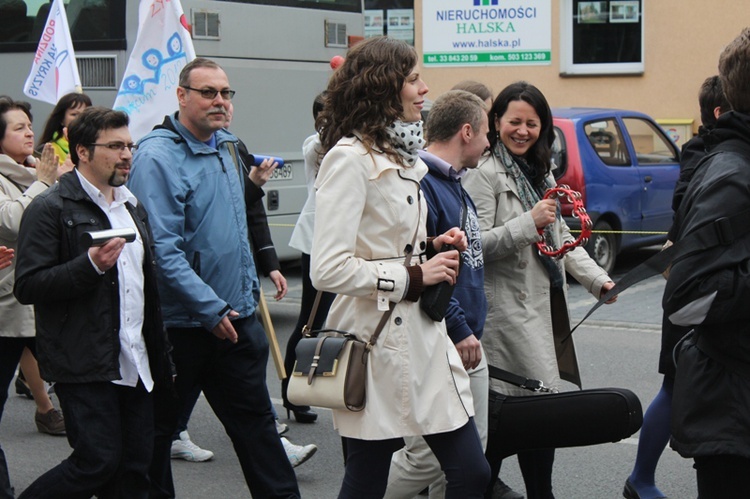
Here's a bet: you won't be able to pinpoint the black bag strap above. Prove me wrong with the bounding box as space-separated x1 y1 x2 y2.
569 206 750 338
488 365 552 393
568 138 750 338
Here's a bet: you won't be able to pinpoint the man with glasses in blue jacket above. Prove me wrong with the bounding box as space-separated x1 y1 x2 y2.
129 57 300 498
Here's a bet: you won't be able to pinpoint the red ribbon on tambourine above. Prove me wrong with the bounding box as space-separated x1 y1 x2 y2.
536 185 592 259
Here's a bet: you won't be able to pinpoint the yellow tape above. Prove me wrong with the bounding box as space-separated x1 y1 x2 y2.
570 229 668 235
266 224 667 234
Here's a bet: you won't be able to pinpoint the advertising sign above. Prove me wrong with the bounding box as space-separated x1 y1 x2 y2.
423 0 551 67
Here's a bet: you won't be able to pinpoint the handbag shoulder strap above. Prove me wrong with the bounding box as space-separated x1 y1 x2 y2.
304 188 423 349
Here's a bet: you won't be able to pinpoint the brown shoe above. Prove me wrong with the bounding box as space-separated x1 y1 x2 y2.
35 408 66 436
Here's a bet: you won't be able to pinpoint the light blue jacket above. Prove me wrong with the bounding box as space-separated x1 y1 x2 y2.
128 113 259 330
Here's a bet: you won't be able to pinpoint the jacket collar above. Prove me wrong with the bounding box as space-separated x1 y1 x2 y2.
419 149 464 181
142 112 238 154
57 169 97 202
339 136 427 182
0 154 37 189
709 110 750 149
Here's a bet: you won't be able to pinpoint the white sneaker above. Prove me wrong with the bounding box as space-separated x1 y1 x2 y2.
281 437 317 468
171 431 214 462
276 419 289 435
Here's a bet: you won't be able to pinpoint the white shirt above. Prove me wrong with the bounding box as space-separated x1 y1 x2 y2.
76 170 154 392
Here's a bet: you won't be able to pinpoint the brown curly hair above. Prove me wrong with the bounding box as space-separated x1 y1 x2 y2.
316 36 418 167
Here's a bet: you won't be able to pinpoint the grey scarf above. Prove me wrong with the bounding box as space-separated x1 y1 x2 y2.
494 142 564 289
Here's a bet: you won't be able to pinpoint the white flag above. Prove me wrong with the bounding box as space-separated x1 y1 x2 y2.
114 0 196 141
23 0 81 105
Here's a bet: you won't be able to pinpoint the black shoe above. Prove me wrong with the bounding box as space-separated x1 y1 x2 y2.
284 403 318 423
622 479 668 499
623 479 641 499
492 479 525 499
15 375 33 399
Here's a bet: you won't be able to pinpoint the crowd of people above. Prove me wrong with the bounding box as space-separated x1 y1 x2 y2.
0 27 749 499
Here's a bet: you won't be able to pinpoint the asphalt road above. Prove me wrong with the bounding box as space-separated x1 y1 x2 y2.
1 246 698 498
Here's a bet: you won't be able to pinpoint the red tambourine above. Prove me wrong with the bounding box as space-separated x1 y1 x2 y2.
535 185 592 259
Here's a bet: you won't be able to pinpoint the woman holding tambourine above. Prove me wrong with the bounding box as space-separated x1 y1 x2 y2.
463 81 616 499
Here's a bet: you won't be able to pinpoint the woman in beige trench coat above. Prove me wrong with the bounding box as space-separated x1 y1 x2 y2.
463 82 616 499
310 37 490 498
0 96 66 483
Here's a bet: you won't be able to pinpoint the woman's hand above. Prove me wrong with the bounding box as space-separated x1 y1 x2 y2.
420 249 460 286
0 246 14 270
600 280 618 304
432 227 467 253
58 155 75 177
36 143 60 186
530 198 557 229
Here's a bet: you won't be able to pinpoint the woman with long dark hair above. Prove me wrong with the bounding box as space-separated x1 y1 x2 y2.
311 37 490 498
36 92 92 165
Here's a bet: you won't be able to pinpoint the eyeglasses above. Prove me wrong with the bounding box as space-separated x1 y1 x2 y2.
90 142 137 153
181 86 236 100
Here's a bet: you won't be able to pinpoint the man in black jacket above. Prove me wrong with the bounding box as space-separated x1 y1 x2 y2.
663 27 750 498
14 107 172 498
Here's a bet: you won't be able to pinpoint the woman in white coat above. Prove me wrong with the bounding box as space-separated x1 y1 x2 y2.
463 82 615 499
310 36 490 498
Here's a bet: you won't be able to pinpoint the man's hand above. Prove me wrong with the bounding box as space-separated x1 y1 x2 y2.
212 310 240 343
248 158 279 187
0 246 14 270
269 270 287 300
88 237 126 272
455 334 482 370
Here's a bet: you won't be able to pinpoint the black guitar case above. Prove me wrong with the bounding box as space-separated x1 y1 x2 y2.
484 368 643 497
486 386 643 461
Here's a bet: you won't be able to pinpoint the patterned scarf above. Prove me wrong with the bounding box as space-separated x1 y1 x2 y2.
385 120 425 167
494 142 564 289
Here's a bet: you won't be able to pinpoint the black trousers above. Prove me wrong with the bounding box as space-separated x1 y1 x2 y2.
695 454 750 498
19 381 153 499
0 337 36 499
150 315 300 498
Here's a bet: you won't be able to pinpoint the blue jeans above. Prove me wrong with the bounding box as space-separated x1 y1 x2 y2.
151 315 299 498
19 381 154 499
